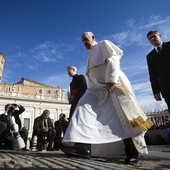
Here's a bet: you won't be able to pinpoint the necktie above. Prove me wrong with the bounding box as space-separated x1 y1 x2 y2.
44 119 47 127
157 47 161 53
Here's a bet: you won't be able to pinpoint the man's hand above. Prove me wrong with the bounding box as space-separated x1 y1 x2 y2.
43 127 48 132
106 83 115 92
68 95 74 103
154 93 162 101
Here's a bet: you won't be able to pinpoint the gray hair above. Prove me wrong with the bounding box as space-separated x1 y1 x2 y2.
82 32 95 38
42 109 50 115
67 66 77 72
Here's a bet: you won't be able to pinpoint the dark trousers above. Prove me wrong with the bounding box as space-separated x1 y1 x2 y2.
165 98 170 116
123 138 138 158
4 136 18 150
0 122 7 136
0 126 27 150
20 127 28 145
69 100 79 120
37 129 56 148
54 121 63 150
0 133 18 150
53 129 62 150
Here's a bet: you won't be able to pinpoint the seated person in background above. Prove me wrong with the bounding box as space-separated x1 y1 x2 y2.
32 110 56 151
0 103 28 150
54 113 68 150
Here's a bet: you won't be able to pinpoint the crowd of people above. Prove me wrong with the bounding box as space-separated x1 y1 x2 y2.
0 30 169 165
0 104 69 151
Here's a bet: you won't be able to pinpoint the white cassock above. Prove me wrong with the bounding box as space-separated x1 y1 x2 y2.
62 40 153 157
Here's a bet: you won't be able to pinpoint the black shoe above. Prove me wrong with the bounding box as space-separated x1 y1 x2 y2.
47 147 55 151
76 148 91 159
37 143 43 151
61 146 91 159
124 157 139 164
61 147 79 157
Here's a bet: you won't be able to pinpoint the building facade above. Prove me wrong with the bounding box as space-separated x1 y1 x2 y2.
145 109 170 128
0 51 169 145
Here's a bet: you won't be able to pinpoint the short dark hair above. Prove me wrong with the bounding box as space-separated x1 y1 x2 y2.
42 109 50 115
4 104 11 111
147 30 160 38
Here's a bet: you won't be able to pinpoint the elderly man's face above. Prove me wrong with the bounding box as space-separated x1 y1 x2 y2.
67 68 76 77
82 34 95 49
43 112 50 119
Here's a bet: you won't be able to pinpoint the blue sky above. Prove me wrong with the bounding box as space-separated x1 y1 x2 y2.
1 0 170 112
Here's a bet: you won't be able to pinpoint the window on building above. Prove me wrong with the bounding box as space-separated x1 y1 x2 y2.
56 90 59 96
39 89 43 94
6 86 11 92
23 118 30 131
47 90 51 94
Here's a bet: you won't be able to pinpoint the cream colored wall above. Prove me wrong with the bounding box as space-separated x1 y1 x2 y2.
0 84 63 98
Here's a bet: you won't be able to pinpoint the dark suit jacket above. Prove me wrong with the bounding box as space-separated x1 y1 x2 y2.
69 74 87 119
146 42 170 99
33 115 54 136
70 74 87 102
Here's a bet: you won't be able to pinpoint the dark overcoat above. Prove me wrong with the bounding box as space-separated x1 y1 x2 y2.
147 42 170 100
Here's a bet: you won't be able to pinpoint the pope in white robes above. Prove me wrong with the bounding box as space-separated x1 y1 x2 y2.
62 32 153 161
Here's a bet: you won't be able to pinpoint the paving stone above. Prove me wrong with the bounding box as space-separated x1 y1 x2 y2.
0 145 169 169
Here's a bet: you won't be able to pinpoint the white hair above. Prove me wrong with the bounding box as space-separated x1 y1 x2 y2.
83 32 94 37
67 66 77 72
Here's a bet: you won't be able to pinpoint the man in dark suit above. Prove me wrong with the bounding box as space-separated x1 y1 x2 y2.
146 30 170 115
32 109 56 151
53 113 68 151
62 66 89 158
67 66 87 120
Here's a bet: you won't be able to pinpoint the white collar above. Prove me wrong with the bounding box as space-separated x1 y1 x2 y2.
154 42 163 50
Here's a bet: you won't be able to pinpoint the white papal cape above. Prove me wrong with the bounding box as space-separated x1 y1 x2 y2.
62 40 153 157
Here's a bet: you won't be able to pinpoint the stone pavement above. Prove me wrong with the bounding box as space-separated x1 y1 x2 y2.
0 145 170 170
